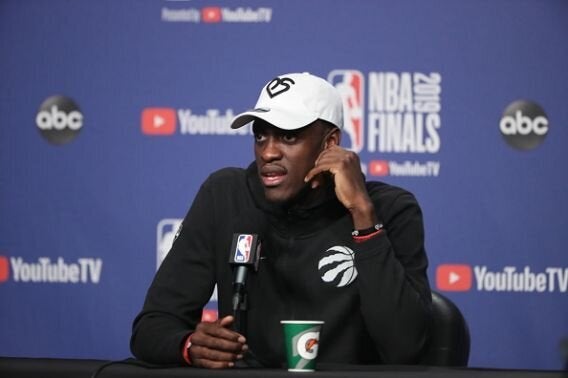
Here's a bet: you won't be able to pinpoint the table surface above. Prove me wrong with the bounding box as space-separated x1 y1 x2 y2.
0 357 565 378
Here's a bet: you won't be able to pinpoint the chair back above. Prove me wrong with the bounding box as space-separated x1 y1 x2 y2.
420 290 470 366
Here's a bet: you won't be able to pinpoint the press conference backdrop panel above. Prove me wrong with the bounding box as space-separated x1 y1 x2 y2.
0 0 567 371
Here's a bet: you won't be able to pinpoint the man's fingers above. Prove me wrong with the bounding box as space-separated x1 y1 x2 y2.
217 315 247 343
190 318 247 368
218 315 234 327
189 319 248 369
304 169 321 186
195 319 244 343
195 334 246 352
193 356 235 369
305 146 345 183
305 165 329 184
305 164 334 188
191 331 246 352
306 147 362 185
190 344 241 365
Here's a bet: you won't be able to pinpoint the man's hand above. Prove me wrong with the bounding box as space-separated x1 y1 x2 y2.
188 315 247 369
305 146 377 229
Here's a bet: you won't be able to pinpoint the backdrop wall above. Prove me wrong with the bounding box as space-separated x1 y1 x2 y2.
1 0 567 371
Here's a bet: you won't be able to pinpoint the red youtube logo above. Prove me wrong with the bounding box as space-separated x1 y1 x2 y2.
0 256 9 283
202 7 222 23
436 264 472 291
369 160 389 176
141 108 176 135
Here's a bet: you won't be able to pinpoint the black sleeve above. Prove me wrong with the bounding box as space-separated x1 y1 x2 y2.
130 178 217 365
354 190 432 364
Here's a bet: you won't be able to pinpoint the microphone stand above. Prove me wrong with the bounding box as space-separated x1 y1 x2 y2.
228 232 262 366
231 268 248 335
232 275 251 368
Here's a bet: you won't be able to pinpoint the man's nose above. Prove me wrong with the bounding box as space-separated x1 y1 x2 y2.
260 137 283 162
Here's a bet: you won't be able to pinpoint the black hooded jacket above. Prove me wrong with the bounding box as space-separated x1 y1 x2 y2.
131 163 431 367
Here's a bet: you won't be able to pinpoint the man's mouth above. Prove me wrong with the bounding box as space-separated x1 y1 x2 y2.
260 165 287 187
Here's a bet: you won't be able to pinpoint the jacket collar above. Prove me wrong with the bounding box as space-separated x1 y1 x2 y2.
245 162 346 235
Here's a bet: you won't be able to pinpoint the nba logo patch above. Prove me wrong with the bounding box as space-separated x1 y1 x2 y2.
234 234 253 263
156 218 183 269
328 70 364 153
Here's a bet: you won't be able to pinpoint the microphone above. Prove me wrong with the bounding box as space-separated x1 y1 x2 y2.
228 233 261 334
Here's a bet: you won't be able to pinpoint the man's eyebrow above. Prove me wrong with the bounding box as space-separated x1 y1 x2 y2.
281 128 301 134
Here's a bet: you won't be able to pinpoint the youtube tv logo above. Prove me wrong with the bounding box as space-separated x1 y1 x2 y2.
141 108 176 135
0 256 9 282
202 7 222 23
436 264 472 291
369 160 389 176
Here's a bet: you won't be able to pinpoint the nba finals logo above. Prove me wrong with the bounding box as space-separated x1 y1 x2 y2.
234 234 253 263
328 70 364 153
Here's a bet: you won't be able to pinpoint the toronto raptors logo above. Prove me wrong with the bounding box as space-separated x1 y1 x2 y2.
318 246 358 287
266 77 296 98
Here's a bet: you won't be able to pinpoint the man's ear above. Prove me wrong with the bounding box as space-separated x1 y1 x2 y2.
324 127 341 149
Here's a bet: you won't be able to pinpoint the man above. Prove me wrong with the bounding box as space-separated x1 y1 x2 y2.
131 72 431 368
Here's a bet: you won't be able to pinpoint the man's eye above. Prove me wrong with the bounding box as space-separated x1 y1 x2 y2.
254 133 266 142
282 134 297 143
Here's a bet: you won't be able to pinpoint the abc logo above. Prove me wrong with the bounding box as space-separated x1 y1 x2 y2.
36 95 83 144
499 100 548 150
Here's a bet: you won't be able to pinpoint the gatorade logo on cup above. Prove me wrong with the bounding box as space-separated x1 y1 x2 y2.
281 320 324 372
295 331 320 360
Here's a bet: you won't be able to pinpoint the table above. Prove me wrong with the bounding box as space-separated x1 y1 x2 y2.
0 357 564 378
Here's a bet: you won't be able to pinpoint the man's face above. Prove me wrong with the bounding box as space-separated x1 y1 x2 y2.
253 120 330 204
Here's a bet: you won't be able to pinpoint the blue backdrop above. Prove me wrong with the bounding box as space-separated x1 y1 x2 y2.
1 0 567 371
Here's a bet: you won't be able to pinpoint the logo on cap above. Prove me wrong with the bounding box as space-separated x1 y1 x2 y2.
266 77 295 98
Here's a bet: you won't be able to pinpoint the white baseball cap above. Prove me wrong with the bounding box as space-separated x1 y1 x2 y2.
230 72 343 130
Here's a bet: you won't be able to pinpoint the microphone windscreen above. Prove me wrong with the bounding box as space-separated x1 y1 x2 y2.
228 233 261 268
228 208 265 271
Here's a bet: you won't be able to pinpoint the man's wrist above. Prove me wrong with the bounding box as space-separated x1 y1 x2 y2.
352 223 384 243
182 333 193 365
352 223 383 237
349 199 377 230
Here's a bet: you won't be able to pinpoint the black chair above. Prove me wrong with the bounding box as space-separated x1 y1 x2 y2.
420 290 471 366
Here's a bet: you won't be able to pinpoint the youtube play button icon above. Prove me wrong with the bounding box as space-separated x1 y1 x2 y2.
436 264 472 291
141 108 176 135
